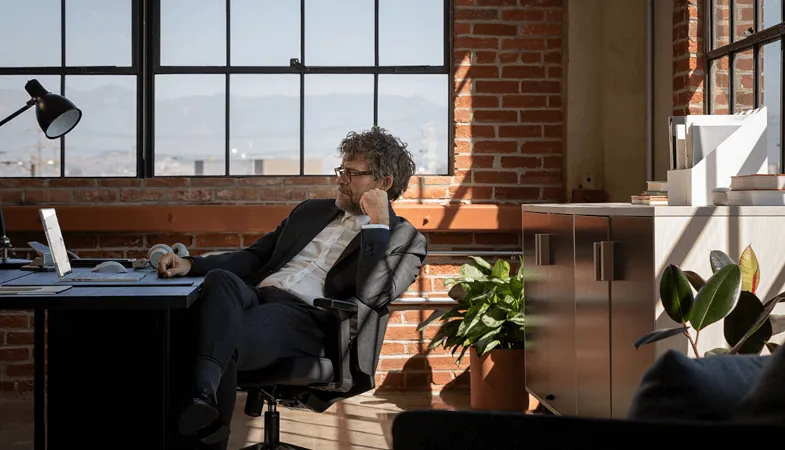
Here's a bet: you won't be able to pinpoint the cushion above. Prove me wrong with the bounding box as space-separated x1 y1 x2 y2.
732 343 785 425
627 349 769 421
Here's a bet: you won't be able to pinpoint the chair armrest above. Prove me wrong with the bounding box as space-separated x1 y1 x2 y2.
313 298 358 313
313 297 357 393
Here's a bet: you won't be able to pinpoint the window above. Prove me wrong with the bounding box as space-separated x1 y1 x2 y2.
707 0 784 174
0 0 451 178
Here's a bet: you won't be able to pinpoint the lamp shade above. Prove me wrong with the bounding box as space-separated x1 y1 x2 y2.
24 79 82 139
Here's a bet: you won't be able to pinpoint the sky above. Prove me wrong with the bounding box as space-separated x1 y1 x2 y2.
0 0 449 176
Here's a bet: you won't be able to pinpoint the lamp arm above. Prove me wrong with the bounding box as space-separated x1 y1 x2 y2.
0 98 36 129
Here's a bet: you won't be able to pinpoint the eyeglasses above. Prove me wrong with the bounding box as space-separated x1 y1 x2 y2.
334 166 374 182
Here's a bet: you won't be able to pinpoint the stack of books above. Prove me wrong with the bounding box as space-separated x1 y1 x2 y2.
725 174 785 205
631 181 668 205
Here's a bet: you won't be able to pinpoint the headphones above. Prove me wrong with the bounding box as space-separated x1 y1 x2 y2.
147 242 189 268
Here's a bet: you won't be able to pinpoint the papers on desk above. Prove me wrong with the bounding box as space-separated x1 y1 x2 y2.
0 285 72 295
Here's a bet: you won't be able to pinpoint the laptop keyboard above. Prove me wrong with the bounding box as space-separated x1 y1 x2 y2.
62 272 146 281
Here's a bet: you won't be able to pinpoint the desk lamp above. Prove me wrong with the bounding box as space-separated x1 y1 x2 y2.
0 79 83 269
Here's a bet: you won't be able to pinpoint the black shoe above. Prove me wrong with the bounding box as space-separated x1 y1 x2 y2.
178 388 229 443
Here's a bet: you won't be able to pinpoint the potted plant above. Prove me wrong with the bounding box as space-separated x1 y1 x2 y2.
634 245 785 357
417 256 533 411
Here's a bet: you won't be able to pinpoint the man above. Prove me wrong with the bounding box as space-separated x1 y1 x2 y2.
155 127 427 447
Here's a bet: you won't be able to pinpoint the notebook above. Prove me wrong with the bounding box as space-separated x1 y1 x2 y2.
39 208 147 282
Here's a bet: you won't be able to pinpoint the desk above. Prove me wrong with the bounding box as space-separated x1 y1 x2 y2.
0 269 204 450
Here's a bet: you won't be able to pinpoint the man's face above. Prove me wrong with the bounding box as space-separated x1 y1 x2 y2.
335 154 379 215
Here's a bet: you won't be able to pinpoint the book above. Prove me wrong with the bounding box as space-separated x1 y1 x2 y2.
730 174 785 191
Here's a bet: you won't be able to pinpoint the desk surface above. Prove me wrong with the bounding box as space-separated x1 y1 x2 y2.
0 269 204 310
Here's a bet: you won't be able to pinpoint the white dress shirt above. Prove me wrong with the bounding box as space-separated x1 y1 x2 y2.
258 211 389 305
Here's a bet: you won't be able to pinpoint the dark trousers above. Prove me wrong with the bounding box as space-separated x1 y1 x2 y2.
191 269 329 449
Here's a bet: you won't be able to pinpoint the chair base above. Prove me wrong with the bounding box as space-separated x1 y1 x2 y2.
240 443 310 450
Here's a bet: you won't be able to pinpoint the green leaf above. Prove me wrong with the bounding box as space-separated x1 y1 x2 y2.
447 283 467 302
689 264 742 331
480 306 507 329
633 326 690 349
477 339 501 356
738 245 760 294
769 314 785 337
455 345 470 366
460 264 485 280
458 303 489 337
660 265 695 324
684 270 706 292
416 308 456 332
729 293 784 354
704 348 730 357
468 256 492 273
508 311 526 327
724 291 772 354
710 250 735 273
491 258 511 279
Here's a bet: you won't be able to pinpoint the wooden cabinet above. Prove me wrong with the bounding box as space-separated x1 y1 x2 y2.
523 204 785 418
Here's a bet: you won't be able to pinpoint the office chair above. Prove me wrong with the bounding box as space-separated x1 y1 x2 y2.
235 297 368 450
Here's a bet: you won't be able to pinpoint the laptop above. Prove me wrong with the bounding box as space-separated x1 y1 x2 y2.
39 208 147 282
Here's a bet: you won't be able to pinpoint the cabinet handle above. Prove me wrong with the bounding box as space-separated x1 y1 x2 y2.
593 241 616 281
535 234 551 266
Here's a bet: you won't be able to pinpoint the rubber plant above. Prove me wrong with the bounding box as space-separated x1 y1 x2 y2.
416 256 526 365
634 245 785 357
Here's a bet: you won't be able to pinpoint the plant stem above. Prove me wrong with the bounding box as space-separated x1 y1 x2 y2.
684 331 700 358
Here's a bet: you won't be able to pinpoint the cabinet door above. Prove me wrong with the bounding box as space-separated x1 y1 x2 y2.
609 216 655 418
522 211 552 407
545 213 577 415
574 215 611 418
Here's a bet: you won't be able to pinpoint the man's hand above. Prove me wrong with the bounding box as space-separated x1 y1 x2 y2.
156 252 192 278
360 188 390 226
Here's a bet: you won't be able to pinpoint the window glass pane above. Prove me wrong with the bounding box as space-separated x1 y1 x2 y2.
710 56 730 114
66 0 132 67
0 75 61 177
378 74 449 174
0 0 61 67
379 0 443 66
155 75 225 176
733 48 755 113
304 0 374 66
304 75 373 174
714 0 730 50
64 75 136 177
760 40 781 174
732 0 754 42
759 0 782 31
230 0 300 66
229 75 300 175
160 0 225 66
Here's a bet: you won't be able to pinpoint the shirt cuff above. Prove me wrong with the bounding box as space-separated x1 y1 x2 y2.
362 224 390 231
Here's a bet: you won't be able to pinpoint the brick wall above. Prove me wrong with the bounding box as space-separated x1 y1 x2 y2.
673 0 706 115
0 0 566 396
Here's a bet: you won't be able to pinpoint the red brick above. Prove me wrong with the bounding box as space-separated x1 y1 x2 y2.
0 348 29 362
195 234 242 248
502 66 546 79
0 314 29 329
454 8 499 21
520 24 563 36
449 186 494 200
501 9 545 21
495 186 541 201
520 80 561 93
502 95 548 108
501 38 547 50
455 124 495 139
454 64 499 80
475 80 519 94
5 364 34 378
167 188 212 202
520 110 563 123
473 109 518 123
6 332 33 345
473 171 518 184
473 141 518 153
520 170 562 185
473 24 518 36
454 155 495 170
498 125 542 138
454 37 499 50
455 95 499 108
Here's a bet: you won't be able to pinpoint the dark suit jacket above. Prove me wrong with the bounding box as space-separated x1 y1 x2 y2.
184 198 427 403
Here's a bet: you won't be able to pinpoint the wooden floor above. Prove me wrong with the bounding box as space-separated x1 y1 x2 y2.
0 389 472 450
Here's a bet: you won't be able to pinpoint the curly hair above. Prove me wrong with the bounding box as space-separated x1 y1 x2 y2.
337 127 416 201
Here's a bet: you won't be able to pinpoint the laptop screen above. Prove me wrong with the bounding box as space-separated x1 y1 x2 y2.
39 208 72 277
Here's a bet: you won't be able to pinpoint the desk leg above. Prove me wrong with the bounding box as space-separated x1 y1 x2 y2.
33 309 46 450
46 309 191 450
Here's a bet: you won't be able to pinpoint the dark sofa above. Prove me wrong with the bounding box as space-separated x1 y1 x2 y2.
392 344 785 449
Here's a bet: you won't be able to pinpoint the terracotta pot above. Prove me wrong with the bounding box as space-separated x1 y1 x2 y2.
469 346 537 411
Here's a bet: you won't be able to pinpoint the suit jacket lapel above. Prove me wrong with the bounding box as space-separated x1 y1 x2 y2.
274 202 341 271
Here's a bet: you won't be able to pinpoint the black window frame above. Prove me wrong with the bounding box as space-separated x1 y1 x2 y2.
0 0 453 178
705 0 785 173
